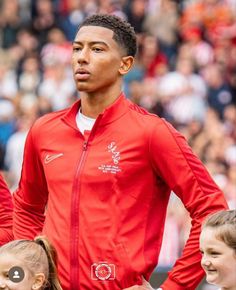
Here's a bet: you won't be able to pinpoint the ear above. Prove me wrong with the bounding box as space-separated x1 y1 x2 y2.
31 273 46 290
119 56 134 75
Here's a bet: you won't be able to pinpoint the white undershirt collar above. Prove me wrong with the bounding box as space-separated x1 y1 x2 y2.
76 109 96 134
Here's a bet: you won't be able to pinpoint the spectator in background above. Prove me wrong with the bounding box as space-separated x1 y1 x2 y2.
0 173 13 246
180 0 234 46
37 26 76 110
0 50 18 100
97 0 127 19
17 54 42 98
124 0 147 36
31 0 60 47
139 34 168 79
0 100 16 169
38 59 76 110
0 0 22 48
15 27 39 63
157 56 207 125
202 62 233 119
143 0 179 66
180 26 214 70
59 0 86 42
40 27 72 67
4 111 36 191
222 105 236 139
228 67 236 103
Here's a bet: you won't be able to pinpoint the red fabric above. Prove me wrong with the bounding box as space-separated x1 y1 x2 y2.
0 173 13 245
13 94 228 290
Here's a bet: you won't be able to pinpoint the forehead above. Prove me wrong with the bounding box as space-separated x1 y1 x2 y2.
200 228 226 248
200 227 220 239
74 26 116 44
0 253 23 268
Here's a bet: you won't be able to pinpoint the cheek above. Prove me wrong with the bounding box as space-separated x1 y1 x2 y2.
214 258 232 274
106 63 121 79
222 258 236 272
71 56 76 67
200 259 205 269
15 274 33 290
71 53 79 66
97 57 121 73
5 282 20 290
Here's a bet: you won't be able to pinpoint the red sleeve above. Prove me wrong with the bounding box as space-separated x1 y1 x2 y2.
0 173 13 245
150 119 228 290
13 127 48 239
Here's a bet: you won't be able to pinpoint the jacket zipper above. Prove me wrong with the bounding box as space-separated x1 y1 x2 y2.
70 140 88 290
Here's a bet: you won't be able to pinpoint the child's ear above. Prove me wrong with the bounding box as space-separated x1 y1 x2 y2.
31 273 46 290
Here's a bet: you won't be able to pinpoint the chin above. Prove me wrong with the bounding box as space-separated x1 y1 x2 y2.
206 276 219 286
77 85 89 92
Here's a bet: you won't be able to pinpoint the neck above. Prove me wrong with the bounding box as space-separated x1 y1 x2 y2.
80 86 122 118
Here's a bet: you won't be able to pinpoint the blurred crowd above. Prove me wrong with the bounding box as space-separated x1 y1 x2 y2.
0 0 236 272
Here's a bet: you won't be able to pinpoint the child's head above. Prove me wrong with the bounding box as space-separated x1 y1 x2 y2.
0 236 62 290
200 210 236 289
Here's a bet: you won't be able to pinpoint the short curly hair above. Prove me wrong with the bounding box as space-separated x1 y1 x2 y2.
77 14 137 57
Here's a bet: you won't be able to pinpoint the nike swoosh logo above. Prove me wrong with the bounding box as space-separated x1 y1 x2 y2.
44 153 64 164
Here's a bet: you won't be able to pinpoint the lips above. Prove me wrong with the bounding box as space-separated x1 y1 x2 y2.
75 68 90 74
75 68 90 80
205 269 217 274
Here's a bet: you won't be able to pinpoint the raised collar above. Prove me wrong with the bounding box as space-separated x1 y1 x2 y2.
62 92 129 130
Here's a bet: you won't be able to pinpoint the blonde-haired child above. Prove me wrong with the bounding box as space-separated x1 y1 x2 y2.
200 210 236 290
0 236 62 290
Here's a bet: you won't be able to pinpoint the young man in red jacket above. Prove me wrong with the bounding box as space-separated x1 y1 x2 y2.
13 14 228 290
0 173 13 245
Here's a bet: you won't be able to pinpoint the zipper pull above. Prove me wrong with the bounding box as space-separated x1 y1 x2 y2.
83 141 88 151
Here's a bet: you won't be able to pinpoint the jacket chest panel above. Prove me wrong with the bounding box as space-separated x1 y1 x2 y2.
80 139 154 203
39 134 84 187
38 129 155 203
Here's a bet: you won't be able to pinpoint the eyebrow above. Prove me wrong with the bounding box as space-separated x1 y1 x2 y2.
72 41 109 47
203 247 219 252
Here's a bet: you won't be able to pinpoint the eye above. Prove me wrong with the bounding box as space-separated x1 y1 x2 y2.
3 271 9 279
199 250 204 255
211 251 221 257
73 46 81 52
92 47 103 52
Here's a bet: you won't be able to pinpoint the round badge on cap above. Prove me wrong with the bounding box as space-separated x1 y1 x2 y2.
8 266 25 283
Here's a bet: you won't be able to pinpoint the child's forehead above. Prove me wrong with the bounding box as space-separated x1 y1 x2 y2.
0 252 23 268
201 226 216 235
200 227 219 243
200 227 226 246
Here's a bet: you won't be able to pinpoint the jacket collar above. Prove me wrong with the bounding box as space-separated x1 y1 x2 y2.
62 92 129 130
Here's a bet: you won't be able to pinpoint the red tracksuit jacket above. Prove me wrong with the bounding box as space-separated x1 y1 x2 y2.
0 173 13 245
13 93 228 290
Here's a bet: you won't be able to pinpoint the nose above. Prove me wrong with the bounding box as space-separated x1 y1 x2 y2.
201 255 211 268
77 47 89 64
0 279 6 289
